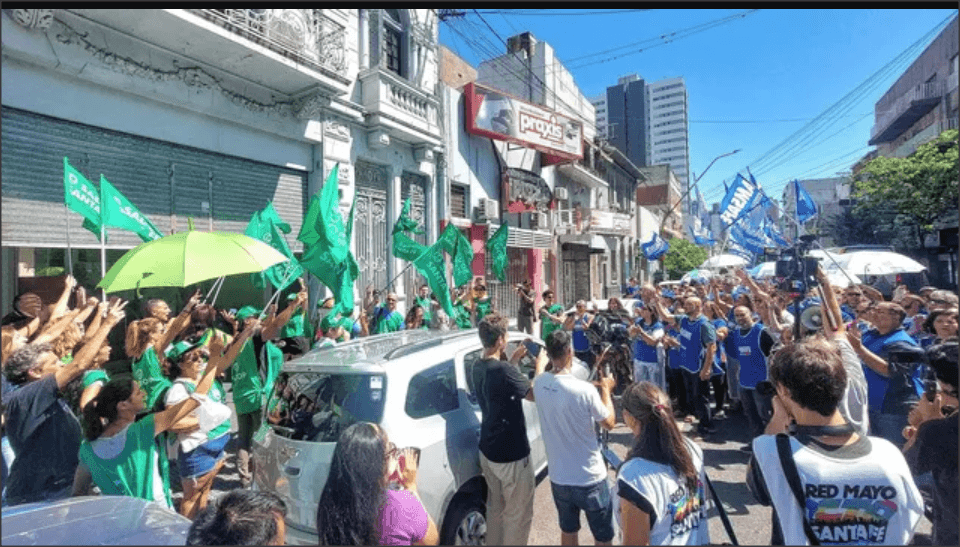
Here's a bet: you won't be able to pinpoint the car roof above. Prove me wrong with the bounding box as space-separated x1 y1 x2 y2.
282 329 486 373
1 496 190 545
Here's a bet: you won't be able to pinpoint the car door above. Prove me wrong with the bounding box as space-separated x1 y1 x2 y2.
506 334 547 473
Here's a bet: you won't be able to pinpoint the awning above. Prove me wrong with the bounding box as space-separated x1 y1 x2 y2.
557 163 609 190
558 233 609 253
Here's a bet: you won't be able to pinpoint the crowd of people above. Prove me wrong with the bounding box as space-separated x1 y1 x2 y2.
0 259 957 545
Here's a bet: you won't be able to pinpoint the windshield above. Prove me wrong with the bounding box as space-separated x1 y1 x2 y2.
265 372 386 443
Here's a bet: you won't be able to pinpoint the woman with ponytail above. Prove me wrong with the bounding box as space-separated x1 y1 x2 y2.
125 291 200 410
618 381 710 545
79 319 255 509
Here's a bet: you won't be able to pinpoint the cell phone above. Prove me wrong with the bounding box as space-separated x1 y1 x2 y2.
228 308 238 316
522 339 541 358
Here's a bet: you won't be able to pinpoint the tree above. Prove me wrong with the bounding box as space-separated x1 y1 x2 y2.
662 237 708 279
855 129 959 246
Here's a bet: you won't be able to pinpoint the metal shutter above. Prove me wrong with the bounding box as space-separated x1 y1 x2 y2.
1 107 306 250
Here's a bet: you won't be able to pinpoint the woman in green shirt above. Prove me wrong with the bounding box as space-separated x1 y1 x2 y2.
80 324 252 510
164 345 234 518
125 293 198 410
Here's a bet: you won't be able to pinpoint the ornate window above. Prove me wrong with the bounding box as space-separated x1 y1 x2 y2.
383 9 404 77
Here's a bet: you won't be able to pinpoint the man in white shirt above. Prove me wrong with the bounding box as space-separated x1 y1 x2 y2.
533 330 617 545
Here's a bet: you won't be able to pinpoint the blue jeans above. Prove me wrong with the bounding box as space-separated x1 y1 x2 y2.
550 480 615 542
741 387 773 439
869 410 909 450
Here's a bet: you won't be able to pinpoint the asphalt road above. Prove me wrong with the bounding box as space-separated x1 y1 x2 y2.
179 387 932 545
527 403 933 546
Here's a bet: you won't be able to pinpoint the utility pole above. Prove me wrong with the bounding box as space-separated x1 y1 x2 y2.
659 149 740 235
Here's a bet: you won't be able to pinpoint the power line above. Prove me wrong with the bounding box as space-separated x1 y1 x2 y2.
473 9 652 16
699 13 954 205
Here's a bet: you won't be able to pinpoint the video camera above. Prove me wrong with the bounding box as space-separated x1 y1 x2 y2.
775 234 820 296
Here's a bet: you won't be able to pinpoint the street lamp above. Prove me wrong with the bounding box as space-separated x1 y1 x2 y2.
659 148 740 233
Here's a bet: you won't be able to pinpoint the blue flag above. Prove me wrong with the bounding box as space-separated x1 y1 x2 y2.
642 232 670 260
764 214 791 248
793 179 818 223
719 173 762 229
727 239 754 262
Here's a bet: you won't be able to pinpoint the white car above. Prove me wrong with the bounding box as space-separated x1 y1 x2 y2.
252 329 589 545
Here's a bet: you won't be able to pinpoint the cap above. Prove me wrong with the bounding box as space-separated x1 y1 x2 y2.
235 306 260 322
919 286 937 294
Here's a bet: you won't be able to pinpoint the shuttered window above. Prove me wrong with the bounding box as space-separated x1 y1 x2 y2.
451 184 468 218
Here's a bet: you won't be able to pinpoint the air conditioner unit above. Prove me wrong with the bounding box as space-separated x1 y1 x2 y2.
530 211 548 230
475 198 498 223
554 187 569 201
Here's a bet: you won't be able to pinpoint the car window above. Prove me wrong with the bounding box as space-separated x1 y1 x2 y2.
405 360 459 419
463 349 482 405
266 372 386 442
506 340 541 380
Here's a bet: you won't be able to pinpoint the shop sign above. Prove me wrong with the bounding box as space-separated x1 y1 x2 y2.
464 82 583 160
502 168 553 213
589 210 632 236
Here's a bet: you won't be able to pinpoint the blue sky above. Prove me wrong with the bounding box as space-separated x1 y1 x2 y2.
439 8 957 208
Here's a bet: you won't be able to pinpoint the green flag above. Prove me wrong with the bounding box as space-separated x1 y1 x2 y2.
486 222 509 283
244 201 303 291
393 198 424 236
100 176 163 242
300 242 358 317
438 224 474 287
63 157 103 240
297 163 357 313
393 231 427 262
412 242 455 319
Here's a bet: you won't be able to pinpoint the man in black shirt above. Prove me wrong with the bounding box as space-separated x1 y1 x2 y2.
472 313 545 545
903 342 958 546
516 280 535 335
2 299 126 505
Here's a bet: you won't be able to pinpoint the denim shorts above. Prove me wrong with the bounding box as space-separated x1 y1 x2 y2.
178 433 230 480
550 479 615 542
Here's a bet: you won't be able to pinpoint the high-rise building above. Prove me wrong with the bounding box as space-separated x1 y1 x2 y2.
592 75 691 215
591 74 647 169
647 77 690 208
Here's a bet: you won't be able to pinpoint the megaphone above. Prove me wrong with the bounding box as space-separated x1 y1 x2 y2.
800 305 823 332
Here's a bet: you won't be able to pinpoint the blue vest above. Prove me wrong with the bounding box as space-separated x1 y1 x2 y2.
572 315 590 352
678 315 710 373
665 325 683 370
728 323 768 389
632 319 662 363
861 328 918 412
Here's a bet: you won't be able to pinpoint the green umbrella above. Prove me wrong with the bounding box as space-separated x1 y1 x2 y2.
97 230 289 293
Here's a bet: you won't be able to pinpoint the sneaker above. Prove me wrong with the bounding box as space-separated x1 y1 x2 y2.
714 409 727 420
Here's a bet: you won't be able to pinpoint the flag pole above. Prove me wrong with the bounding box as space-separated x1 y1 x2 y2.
64 204 74 276
100 225 107 302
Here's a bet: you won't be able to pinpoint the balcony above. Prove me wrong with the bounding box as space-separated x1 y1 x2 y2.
68 9 352 97
870 80 945 144
359 67 441 147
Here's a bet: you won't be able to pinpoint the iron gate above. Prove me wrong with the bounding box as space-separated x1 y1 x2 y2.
400 172 427 305
354 161 389 297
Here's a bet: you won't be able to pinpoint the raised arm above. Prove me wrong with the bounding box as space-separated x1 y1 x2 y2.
262 285 307 341
80 299 106 344
50 275 78 320
815 266 843 338
154 320 256 437
156 290 201 355
846 324 889 377
653 296 676 325
859 284 884 303
32 307 86 346
55 299 127 390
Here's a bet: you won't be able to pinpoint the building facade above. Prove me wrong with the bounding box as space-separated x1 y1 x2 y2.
2 8 443 315
647 77 691 216
780 176 852 247
866 15 958 289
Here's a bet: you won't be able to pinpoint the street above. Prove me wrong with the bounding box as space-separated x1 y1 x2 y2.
190 388 932 545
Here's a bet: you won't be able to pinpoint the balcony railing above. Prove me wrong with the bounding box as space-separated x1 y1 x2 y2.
190 9 347 75
872 80 945 140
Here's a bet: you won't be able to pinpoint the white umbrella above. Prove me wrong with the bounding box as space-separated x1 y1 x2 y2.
749 261 777 278
825 271 861 288
834 251 926 277
700 254 748 269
